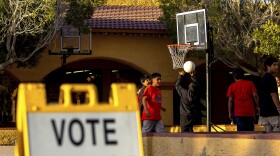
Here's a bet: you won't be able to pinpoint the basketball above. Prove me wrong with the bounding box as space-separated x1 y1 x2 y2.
183 61 195 73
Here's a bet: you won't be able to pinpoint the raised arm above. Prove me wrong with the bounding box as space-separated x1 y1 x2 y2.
175 71 188 97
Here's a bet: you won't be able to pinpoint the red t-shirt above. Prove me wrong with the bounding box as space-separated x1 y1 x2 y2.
141 85 162 120
227 80 257 116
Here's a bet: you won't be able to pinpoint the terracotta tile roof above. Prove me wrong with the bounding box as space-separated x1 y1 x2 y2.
86 5 166 31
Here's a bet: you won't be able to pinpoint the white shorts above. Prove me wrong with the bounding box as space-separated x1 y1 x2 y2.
258 116 280 132
142 120 165 133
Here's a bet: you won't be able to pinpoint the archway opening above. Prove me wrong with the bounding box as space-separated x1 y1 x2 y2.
43 59 144 103
0 71 19 127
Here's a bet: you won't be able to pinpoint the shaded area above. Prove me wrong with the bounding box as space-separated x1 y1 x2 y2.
42 59 143 103
173 60 260 125
0 71 19 127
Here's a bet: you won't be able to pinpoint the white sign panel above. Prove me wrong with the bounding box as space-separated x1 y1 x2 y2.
27 112 140 156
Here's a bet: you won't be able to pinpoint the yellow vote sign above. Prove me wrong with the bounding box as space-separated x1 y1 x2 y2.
15 83 143 156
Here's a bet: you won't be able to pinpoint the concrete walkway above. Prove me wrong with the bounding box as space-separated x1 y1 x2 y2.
0 146 14 156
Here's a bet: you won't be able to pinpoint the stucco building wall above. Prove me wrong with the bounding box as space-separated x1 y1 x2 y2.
7 33 202 125
9 34 180 81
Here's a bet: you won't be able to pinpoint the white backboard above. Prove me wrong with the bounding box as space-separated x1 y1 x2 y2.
176 9 207 49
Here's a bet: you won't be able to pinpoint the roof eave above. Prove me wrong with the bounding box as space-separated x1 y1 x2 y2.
91 28 167 35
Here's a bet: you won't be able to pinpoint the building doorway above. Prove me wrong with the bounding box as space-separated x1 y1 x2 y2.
0 71 19 127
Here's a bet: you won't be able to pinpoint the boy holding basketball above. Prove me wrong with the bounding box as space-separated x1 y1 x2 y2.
176 61 201 132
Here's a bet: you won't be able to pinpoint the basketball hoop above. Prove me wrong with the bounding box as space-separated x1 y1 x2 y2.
167 44 193 69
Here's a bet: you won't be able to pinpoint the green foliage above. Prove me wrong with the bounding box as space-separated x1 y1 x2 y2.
0 0 106 69
159 0 280 71
159 0 205 58
15 0 56 35
66 1 89 31
0 0 57 68
0 0 6 20
158 0 180 43
253 20 280 58
66 0 105 32
14 35 43 68
0 35 44 68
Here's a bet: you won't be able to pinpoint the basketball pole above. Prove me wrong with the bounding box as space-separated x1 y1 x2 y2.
206 23 214 132
206 50 210 132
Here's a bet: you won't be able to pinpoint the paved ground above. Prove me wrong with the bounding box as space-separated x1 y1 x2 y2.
0 146 14 156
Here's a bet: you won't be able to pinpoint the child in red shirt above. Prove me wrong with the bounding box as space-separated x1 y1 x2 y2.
227 68 259 131
142 72 166 132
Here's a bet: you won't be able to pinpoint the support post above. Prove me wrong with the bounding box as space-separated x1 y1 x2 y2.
206 23 214 132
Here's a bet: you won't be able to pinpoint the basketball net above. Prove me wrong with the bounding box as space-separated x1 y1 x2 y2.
167 44 193 69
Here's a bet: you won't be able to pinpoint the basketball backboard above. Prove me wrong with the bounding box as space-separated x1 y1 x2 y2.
49 26 92 55
176 9 207 49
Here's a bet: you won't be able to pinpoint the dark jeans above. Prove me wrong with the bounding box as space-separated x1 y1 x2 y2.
180 114 194 132
234 116 254 131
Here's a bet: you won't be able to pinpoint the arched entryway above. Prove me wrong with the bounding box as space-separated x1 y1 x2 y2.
43 58 145 103
0 71 19 127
